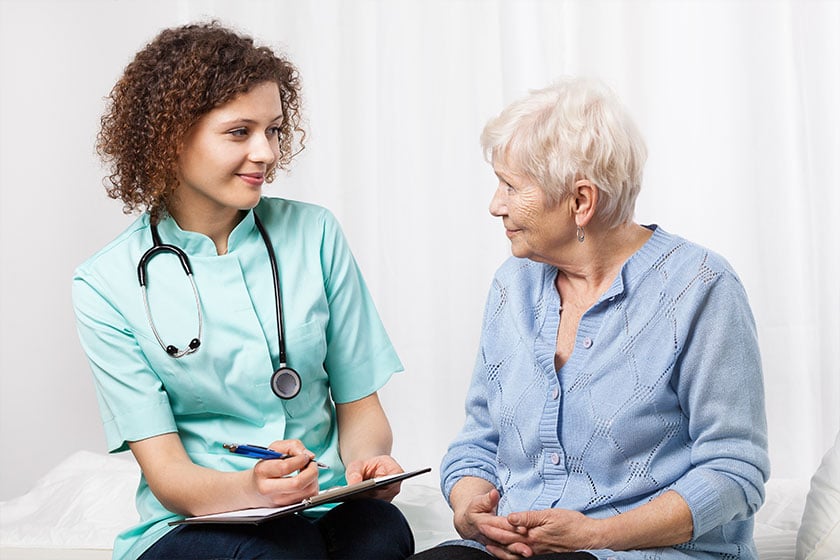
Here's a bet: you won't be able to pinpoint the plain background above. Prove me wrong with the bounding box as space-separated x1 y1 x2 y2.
1 0 838 501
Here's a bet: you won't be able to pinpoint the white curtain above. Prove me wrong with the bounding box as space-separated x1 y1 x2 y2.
0 0 837 499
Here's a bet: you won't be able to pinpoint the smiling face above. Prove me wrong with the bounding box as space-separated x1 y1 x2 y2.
171 81 284 225
489 155 576 265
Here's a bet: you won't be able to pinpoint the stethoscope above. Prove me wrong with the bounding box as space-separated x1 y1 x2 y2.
136 213 302 400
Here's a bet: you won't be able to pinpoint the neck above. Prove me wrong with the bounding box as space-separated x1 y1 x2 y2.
555 222 652 304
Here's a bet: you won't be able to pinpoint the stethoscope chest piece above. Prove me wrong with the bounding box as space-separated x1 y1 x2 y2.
271 366 302 399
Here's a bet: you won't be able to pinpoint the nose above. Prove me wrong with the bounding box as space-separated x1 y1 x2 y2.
249 133 279 165
489 185 507 217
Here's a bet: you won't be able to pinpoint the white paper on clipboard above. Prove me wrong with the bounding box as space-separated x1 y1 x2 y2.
170 467 431 525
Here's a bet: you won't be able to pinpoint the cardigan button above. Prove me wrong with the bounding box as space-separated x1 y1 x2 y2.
582 337 593 349
550 452 561 465
551 387 560 400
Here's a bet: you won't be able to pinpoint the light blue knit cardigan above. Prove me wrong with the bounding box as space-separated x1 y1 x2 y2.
440 226 770 560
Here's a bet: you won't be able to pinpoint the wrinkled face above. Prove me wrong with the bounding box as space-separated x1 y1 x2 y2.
488 155 575 264
173 81 283 220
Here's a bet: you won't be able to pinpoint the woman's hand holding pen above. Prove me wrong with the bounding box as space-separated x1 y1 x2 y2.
129 434 318 517
249 439 320 507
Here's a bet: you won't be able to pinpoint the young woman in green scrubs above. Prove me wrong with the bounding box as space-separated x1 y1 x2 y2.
73 22 413 560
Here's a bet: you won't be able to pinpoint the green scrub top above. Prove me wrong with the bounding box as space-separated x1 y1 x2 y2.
72 197 403 560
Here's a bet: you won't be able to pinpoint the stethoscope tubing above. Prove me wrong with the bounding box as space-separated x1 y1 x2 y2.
253 214 302 399
140 270 203 358
253 212 289 367
138 243 204 358
136 212 301 398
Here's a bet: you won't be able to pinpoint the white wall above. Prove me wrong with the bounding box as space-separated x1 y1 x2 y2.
1 0 838 501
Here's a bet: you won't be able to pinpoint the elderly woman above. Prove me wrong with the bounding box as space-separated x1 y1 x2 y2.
412 78 770 560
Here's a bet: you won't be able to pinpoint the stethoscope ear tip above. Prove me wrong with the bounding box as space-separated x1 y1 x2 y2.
165 341 200 357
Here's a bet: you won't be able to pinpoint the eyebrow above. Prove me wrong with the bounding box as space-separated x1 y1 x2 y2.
494 169 513 183
219 114 284 126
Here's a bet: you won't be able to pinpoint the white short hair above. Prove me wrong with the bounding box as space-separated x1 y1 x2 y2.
480 77 647 228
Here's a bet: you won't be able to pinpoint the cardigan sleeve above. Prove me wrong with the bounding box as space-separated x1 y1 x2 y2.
669 268 770 538
439 282 504 502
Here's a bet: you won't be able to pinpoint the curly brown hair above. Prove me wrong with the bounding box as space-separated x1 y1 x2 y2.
97 21 305 220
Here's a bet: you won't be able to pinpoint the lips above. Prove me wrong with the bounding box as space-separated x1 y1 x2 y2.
237 172 265 186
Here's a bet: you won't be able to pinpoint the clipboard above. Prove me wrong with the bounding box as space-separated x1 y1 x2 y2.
170 467 432 525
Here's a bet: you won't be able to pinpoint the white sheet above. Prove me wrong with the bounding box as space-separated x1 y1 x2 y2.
754 478 810 560
0 451 139 550
0 451 804 559
0 451 457 557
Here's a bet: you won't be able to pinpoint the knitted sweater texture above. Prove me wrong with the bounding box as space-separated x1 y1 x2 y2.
440 226 770 560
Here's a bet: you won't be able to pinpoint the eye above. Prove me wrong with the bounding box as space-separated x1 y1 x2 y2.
228 127 249 138
266 125 282 138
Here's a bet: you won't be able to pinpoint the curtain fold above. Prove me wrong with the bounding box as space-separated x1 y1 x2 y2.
0 0 837 499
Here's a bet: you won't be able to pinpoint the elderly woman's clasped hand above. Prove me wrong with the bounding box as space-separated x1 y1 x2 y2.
504 508 596 558
455 488 599 559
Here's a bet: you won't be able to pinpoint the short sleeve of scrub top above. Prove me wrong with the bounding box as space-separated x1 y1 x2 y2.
72 197 403 560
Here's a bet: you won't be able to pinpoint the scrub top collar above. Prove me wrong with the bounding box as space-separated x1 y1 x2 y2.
152 209 258 257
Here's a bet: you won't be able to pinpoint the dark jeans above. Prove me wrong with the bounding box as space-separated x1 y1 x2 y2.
139 498 414 559
409 545 597 560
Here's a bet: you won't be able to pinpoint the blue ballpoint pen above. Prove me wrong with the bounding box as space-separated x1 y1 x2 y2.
223 443 330 469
